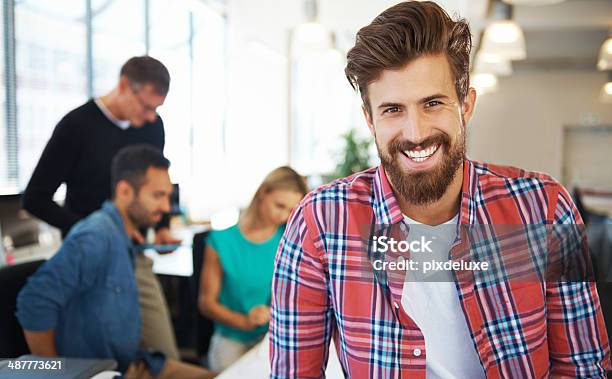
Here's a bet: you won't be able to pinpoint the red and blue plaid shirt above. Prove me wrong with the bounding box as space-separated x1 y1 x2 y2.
270 160 611 378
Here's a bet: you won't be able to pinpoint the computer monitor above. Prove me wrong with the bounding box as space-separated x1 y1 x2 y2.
170 183 181 216
0 194 40 249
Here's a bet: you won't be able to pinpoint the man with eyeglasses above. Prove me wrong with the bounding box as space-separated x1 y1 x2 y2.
23 56 181 361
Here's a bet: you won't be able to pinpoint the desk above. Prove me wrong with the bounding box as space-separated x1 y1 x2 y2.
143 225 208 277
6 241 58 266
216 334 344 379
145 245 194 277
0 355 117 379
5 224 206 274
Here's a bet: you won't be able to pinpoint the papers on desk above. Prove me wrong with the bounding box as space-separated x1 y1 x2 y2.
144 245 193 277
143 225 207 277
216 333 344 379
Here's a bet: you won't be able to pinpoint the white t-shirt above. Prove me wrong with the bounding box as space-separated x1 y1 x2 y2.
94 97 130 130
401 214 484 379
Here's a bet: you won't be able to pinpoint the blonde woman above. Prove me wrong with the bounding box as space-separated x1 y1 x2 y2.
198 166 308 371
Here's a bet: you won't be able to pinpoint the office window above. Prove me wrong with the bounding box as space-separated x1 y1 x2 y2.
91 0 146 95
149 0 192 187
149 0 228 219
0 0 228 220
221 36 289 214
188 5 227 218
14 0 87 190
290 48 362 177
0 1 7 192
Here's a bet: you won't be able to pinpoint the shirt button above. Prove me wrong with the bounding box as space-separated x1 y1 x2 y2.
394 302 399 309
413 348 422 357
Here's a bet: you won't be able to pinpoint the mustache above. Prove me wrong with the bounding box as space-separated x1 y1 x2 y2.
388 133 451 154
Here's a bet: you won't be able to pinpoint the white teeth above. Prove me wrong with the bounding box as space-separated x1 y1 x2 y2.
403 144 439 161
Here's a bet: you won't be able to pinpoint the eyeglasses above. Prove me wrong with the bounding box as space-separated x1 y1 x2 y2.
130 85 158 114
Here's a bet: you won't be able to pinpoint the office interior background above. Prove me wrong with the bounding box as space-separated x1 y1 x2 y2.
0 0 611 374
0 0 611 265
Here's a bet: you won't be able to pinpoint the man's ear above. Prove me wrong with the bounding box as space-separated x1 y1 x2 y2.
115 180 134 202
118 76 130 94
461 87 477 125
362 105 375 137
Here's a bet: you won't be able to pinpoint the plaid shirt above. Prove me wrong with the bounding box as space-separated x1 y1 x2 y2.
270 160 611 378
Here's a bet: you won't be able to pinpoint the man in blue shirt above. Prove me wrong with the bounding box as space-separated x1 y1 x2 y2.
16 145 213 378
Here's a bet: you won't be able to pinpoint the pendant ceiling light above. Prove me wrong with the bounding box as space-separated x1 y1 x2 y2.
474 52 513 76
597 35 612 71
472 73 499 95
481 1 526 61
291 0 332 59
600 82 612 104
502 0 566 5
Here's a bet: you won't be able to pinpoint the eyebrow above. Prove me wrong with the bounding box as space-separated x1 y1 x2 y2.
376 93 451 110
420 93 450 104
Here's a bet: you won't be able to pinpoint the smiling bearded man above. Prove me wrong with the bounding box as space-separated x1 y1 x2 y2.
269 1 611 378
378 114 465 206
372 57 467 208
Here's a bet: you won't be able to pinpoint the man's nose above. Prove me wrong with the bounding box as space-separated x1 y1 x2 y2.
160 198 171 213
400 107 429 144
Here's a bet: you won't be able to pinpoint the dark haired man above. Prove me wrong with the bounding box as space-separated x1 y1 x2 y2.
270 1 610 378
23 56 180 359
17 145 213 379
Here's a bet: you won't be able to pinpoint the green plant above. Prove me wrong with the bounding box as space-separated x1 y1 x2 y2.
333 129 372 179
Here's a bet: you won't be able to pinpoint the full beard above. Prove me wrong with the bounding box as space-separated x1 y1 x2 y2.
377 129 466 206
127 200 158 229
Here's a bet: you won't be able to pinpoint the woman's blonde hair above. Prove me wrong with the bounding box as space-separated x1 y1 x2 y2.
243 166 308 220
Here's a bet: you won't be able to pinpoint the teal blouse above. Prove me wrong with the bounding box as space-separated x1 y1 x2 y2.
208 223 284 343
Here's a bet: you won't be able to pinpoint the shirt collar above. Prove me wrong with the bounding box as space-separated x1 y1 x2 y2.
372 159 478 226
101 200 133 250
94 98 131 130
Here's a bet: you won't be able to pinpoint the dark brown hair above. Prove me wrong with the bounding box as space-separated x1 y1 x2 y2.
111 144 170 198
120 56 171 96
345 1 472 113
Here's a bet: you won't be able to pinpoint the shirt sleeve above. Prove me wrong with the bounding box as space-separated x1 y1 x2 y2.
269 203 335 379
207 229 222 254
546 185 611 378
206 229 227 270
22 115 81 233
16 230 107 332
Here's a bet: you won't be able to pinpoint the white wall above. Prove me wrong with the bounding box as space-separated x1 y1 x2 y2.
216 0 300 210
468 70 612 183
220 0 488 199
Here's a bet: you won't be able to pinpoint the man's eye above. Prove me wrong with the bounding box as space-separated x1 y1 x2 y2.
383 106 400 114
425 100 442 108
